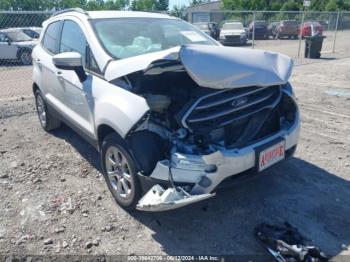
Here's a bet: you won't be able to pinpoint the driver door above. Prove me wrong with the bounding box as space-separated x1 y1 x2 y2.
57 19 95 137
0 33 18 59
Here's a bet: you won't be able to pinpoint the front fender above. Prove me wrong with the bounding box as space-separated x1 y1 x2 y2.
93 77 149 138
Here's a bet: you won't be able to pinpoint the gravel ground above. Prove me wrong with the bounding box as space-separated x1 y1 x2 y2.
0 57 350 260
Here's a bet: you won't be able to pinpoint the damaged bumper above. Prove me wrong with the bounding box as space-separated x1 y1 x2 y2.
136 185 215 212
142 98 300 201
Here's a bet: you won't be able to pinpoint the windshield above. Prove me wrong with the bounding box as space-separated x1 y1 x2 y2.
6 31 32 42
91 18 217 59
223 23 243 30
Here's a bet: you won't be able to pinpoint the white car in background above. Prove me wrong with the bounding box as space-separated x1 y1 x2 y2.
219 21 247 45
0 28 37 65
32 9 300 212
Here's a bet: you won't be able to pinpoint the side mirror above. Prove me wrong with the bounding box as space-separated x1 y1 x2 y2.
52 52 87 82
5 38 11 45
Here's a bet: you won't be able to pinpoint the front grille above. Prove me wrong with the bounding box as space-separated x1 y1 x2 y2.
182 86 281 133
225 35 240 41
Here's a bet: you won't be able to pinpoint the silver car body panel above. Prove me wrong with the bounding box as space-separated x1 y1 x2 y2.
105 45 293 91
179 45 293 89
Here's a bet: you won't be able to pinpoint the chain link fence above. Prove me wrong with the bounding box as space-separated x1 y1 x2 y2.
0 10 349 99
187 10 350 59
0 11 53 99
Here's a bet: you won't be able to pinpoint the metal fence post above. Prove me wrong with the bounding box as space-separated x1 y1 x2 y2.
332 11 340 53
252 11 256 49
297 11 305 58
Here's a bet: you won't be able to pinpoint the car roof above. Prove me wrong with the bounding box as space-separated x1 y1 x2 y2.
0 28 22 33
224 22 242 25
88 11 175 19
51 9 175 20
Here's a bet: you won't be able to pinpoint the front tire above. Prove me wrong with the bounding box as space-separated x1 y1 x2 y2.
101 133 142 210
34 89 61 131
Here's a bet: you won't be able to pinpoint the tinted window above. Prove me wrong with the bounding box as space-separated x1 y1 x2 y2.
60 20 87 64
0 33 8 42
42 21 61 54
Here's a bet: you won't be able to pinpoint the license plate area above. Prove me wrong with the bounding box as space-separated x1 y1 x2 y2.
255 138 286 172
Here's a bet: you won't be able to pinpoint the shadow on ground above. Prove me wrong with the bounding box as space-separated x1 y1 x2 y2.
52 124 350 257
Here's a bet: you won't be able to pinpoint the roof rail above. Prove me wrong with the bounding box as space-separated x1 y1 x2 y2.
52 8 88 17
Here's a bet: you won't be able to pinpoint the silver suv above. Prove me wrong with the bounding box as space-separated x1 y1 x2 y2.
32 9 300 212
0 28 37 65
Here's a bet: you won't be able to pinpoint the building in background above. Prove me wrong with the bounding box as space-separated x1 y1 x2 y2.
186 1 224 23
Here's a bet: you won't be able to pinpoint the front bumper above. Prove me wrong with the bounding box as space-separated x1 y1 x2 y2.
147 101 300 195
220 35 247 44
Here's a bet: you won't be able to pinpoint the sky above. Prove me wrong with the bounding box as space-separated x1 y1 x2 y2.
169 0 190 9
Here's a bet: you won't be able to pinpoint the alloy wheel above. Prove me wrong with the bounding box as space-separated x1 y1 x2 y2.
105 146 133 199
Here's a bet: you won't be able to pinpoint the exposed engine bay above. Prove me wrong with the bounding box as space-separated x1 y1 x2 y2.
110 57 297 177
106 45 299 211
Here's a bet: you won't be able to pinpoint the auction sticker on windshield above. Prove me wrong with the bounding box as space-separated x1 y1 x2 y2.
180 31 206 42
258 140 285 172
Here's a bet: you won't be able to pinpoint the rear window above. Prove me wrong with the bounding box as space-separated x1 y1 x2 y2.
255 21 267 26
282 21 298 26
42 21 61 54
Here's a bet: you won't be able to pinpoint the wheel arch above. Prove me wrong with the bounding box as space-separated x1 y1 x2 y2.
32 82 40 95
97 124 124 149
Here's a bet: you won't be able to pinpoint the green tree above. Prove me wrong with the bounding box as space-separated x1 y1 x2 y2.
170 4 187 19
131 0 168 11
325 0 338 10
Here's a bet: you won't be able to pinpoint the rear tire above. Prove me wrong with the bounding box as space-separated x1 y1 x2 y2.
34 89 61 131
19 50 32 65
101 133 142 210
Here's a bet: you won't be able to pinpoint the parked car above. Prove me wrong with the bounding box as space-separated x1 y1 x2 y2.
21 27 42 39
219 21 247 45
193 22 220 40
300 22 323 38
248 20 268 39
32 9 300 212
0 28 37 65
317 20 328 30
274 20 300 39
267 21 279 38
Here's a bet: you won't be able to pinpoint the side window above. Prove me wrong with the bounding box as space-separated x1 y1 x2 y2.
60 20 87 65
42 21 61 54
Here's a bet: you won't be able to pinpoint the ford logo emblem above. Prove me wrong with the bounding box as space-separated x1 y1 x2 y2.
231 97 248 107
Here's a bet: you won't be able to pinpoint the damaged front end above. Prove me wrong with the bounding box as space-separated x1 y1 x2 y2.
109 45 299 211
136 185 215 212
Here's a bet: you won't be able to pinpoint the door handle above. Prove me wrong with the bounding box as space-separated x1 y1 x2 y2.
56 71 64 81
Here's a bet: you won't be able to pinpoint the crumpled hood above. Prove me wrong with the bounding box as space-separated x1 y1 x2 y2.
105 45 293 89
179 45 293 89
